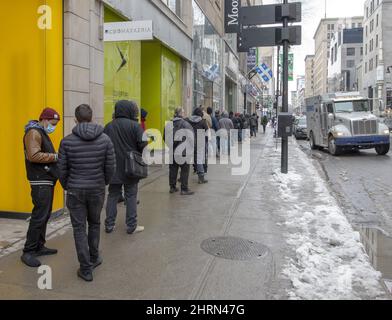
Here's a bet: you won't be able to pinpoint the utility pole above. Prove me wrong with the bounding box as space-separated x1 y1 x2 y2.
276 45 280 120
281 0 289 174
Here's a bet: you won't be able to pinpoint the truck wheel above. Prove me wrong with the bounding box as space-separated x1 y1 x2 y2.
375 144 390 155
309 132 317 150
328 136 341 156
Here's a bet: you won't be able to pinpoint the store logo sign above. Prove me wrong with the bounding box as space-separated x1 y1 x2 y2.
104 21 153 42
225 0 241 33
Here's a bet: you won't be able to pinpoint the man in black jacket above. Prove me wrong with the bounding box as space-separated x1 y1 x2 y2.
104 100 148 235
22 108 61 268
58 104 116 282
187 107 209 184
165 108 195 196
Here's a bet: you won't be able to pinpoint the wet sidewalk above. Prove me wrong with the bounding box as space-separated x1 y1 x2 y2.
0 129 389 300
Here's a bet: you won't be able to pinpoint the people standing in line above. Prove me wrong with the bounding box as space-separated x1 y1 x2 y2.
218 111 234 155
202 107 212 174
58 105 116 282
164 108 195 196
208 107 220 157
250 113 258 138
261 115 269 134
140 108 148 132
187 107 209 184
214 110 221 155
104 100 148 235
21 108 61 268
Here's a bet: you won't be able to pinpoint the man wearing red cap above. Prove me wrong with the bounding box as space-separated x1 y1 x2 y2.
21 108 60 268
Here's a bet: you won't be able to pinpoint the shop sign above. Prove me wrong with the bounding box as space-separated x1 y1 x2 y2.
225 0 241 33
104 21 153 42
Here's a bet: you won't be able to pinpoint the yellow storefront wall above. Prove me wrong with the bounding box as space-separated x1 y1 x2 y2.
0 0 63 215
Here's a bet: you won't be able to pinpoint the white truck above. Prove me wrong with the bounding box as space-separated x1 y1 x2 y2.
306 92 390 156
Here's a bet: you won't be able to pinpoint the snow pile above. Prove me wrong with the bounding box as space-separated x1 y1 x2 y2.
272 146 385 300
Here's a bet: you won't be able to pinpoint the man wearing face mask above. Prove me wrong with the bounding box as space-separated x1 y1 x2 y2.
21 108 60 268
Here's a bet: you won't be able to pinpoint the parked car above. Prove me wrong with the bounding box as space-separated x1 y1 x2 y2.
294 116 308 140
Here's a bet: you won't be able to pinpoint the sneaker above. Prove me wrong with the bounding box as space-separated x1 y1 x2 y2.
77 269 93 282
127 226 145 235
21 253 41 268
181 190 195 196
91 256 103 269
170 187 179 194
105 226 115 234
35 246 58 257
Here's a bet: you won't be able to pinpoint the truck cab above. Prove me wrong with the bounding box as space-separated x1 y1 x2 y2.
306 92 390 156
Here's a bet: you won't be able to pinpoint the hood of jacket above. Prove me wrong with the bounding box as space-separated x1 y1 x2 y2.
72 123 104 141
188 115 203 123
25 120 44 133
114 100 139 121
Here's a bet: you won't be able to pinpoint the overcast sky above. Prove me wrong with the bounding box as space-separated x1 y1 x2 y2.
261 0 367 91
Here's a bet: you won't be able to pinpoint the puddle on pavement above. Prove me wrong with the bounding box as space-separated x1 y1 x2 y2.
356 225 392 295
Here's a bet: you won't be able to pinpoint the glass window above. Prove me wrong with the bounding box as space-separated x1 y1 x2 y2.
347 48 355 56
335 100 370 113
347 60 355 68
161 0 181 17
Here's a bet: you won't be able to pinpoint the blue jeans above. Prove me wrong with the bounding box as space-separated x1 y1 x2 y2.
105 183 138 232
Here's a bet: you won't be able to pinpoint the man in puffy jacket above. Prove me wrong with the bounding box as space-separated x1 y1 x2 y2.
104 100 148 235
21 108 61 268
58 104 115 282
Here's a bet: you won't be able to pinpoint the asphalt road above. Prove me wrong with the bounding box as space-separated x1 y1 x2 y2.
296 136 392 237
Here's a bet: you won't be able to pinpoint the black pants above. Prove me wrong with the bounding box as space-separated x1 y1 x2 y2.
67 189 105 272
169 163 190 191
24 185 54 253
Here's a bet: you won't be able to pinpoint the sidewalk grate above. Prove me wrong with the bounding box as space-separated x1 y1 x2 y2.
201 236 269 261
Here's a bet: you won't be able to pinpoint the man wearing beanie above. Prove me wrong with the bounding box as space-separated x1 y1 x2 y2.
21 108 61 268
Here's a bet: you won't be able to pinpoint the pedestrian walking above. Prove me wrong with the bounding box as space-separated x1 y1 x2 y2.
261 115 268 134
250 113 258 138
21 108 61 268
104 100 148 235
58 105 116 282
165 108 195 196
187 107 209 184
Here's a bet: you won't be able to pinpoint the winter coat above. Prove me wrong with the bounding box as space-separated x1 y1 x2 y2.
104 101 148 185
24 121 58 186
211 116 220 132
164 117 194 163
186 115 209 161
250 116 258 128
58 123 116 191
218 114 234 132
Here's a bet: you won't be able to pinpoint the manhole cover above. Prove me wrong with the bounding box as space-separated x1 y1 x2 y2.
201 236 269 261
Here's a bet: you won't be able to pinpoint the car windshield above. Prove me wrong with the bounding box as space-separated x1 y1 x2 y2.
334 100 370 113
297 118 307 126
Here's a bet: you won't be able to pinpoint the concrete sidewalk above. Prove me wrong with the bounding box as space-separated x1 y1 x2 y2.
0 129 387 300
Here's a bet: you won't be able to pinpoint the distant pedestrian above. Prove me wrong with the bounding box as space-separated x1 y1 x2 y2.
104 100 148 235
140 108 148 132
187 107 209 184
21 108 61 268
58 104 116 282
164 108 195 195
218 111 234 155
261 116 268 134
250 113 258 138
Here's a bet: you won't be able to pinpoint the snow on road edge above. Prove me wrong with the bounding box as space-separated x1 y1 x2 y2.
272 143 386 300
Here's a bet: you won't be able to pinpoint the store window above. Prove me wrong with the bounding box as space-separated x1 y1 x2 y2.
192 0 223 110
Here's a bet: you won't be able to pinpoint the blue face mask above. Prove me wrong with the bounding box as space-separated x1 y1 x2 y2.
45 123 56 134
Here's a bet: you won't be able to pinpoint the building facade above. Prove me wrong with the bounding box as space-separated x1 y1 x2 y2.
362 0 392 114
313 17 363 96
304 55 315 99
327 28 364 93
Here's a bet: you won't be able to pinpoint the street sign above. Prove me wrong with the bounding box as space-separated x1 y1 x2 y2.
237 26 301 51
225 0 241 33
241 3 301 26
